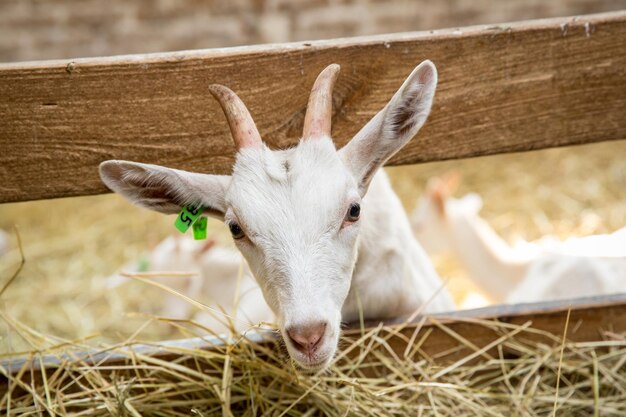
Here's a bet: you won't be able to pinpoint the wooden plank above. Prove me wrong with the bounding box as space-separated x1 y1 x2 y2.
1 295 624 398
348 293 626 370
0 11 625 203
2 293 624 378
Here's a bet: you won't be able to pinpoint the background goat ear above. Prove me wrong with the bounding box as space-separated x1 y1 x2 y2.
99 160 230 219
339 60 437 195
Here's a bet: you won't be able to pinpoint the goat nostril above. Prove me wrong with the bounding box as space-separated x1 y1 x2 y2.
287 322 327 354
289 336 306 352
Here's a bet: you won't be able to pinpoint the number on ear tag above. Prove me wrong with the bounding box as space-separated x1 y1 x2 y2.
192 217 208 240
174 205 205 233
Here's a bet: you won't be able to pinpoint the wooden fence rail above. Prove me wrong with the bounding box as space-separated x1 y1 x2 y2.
0 11 625 203
1 293 624 390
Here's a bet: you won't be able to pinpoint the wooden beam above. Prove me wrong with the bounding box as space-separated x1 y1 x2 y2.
1 11 625 203
347 292 626 368
2 293 624 375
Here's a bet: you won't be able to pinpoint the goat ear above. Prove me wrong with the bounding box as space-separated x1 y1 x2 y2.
441 171 461 195
99 160 230 219
340 60 437 195
426 178 449 218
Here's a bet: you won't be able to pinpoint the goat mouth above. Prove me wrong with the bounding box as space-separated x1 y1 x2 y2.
281 325 338 371
284 340 334 369
284 342 332 370
295 356 331 371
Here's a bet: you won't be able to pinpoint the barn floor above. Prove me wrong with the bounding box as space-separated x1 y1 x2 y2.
0 140 624 354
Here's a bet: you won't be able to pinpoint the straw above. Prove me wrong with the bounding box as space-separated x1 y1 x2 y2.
6 309 623 416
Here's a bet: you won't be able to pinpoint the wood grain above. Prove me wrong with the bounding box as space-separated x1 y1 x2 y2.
345 293 626 369
1 12 625 203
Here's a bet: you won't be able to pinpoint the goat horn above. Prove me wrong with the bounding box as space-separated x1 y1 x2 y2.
208 84 262 149
302 64 341 140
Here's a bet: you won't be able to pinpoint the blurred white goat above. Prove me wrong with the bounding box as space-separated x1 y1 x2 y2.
100 61 454 369
412 174 626 305
108 235 274 335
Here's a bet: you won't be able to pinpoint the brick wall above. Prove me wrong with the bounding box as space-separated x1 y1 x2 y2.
1 0 624 62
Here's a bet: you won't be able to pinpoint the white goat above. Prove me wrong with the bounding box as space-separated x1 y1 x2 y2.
100 61 454 369
412 175 626 305
108 235 273 334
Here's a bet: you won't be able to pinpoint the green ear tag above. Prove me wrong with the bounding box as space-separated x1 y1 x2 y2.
192 217 208 240
174 205 205 234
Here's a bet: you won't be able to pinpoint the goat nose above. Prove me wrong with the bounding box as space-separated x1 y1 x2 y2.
287 322 327 354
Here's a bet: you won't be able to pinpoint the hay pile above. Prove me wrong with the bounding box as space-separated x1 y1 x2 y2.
2 314 625 416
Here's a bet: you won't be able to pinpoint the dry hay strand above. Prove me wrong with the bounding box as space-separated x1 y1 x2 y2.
1 314 624 417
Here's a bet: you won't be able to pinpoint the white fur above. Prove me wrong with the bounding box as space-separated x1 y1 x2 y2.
225 139 453 366
108 236 274 334
412 185 626 305
342 171 453 322
100 60 454 369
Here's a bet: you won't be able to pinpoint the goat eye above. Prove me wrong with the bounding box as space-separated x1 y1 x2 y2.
346 203 360 222
228 222 245 239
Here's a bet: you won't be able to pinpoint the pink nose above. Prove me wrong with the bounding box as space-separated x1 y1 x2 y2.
287 322 327 355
